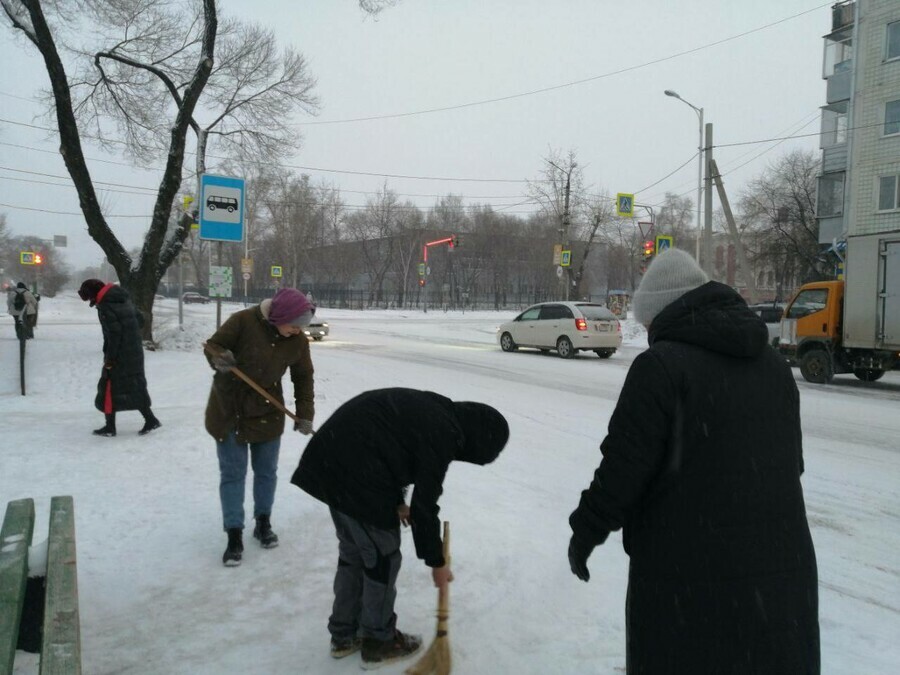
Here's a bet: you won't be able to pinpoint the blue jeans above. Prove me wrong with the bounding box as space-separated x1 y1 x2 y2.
216 432 281 530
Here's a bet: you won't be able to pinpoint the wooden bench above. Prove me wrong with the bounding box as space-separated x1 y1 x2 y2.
0 497 82 675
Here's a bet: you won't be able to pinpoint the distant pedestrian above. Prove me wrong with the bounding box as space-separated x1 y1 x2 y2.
568 249 819 674
7 282 38 339
203 287 316 567
291 388 509 670
78 279 161 437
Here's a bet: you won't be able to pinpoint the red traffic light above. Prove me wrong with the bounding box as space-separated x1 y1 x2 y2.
642 240 654 257
418 279 425 287
34 253 44 264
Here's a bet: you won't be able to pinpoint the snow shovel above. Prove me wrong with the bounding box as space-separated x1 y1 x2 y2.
406 521 452 675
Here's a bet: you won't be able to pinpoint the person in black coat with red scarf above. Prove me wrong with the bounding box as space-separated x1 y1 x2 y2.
568 249 819 674
291 388 509 669
78 279 160 437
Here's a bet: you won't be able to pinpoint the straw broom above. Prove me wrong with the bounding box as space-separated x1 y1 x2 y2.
406 521 452 675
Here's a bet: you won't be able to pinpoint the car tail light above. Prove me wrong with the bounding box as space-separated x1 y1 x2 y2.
575 318 587 331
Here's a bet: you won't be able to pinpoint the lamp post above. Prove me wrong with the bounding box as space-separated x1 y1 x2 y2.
664 90 703 266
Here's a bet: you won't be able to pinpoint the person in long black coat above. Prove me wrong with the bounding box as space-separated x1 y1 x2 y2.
568 249 819 674
78 279 160 437
291 388 509 668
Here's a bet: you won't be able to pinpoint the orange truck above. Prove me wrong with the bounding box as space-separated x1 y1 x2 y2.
778 232 900 384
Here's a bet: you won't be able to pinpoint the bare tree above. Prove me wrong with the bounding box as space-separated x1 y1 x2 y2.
1 0 326 340
345 184 400 306
739 150 825 294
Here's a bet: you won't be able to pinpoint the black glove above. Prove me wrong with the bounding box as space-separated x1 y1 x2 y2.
211 349 237 373
568 536 595 582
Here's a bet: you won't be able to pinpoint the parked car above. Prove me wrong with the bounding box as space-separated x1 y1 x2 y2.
747 302 785 347
304 320 329 341
497 301 622 359
182 292 210 304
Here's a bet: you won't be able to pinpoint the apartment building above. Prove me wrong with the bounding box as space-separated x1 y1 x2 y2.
818 0 900 244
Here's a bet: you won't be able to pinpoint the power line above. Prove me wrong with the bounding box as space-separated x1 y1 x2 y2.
0 201 149 218
635 152 699 195
286 3 830 126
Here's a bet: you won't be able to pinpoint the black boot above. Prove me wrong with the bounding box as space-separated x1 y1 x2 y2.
253 515 279 549
223 528 243 567
93 413 116 437
139 412 162 436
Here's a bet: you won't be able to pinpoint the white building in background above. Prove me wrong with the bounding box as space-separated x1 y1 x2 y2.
818 0 900 244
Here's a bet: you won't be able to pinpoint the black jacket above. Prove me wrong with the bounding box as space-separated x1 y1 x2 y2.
93 285 151 413
570 282 819 674
291 388 470 566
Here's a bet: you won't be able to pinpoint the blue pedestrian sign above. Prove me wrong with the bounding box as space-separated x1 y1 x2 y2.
655 235 673 254
199 174 245 242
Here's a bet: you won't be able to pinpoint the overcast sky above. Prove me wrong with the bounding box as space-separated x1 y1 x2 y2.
0 0 830 273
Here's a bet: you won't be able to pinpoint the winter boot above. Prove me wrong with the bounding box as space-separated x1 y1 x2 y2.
138 416 162 435
93 414 116 437
253 514 279 549
360 629 422 670
223 528 243 567
330 635 362 659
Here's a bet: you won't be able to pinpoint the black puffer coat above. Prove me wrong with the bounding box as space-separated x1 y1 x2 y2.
292 388 471 567
93 285 151 413
570 281 819 674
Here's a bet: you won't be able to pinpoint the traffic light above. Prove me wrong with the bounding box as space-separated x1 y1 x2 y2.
418 279 425 287
642 240 654 259
34 253 43 265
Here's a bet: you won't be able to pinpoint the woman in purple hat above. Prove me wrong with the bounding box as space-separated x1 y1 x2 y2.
203 287 316 566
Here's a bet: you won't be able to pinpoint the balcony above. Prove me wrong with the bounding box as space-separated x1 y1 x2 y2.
826 65 852 104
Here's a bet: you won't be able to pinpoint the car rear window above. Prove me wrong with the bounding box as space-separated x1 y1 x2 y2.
576 304 616 321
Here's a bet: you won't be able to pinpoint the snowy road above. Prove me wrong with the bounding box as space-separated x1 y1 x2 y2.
2 297 899 674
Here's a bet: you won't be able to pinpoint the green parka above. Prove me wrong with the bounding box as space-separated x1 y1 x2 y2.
204 299 314 443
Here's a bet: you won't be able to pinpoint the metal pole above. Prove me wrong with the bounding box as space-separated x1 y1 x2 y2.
703 122 714 276
696 107 704 263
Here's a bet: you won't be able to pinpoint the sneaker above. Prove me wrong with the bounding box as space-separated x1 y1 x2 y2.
330 635 362 659
92 426 116 437
223 528 243 567
361 630 422 670
139 419 162 435
253 515 279 549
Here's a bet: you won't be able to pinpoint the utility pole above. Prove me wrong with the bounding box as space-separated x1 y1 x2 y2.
562 170 572 300
710 160 759 303
703 123 714 276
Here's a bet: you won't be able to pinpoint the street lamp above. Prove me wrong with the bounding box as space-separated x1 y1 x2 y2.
664 90 703 265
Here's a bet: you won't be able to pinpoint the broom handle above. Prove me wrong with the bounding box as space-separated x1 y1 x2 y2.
203 344 304 424
436 521 450 630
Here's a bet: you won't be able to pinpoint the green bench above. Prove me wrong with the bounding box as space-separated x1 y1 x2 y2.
0 497 82 675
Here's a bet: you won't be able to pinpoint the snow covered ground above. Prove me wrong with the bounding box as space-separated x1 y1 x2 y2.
2 293 899 674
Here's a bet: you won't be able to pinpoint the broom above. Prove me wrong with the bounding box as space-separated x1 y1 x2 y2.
406 521 452 675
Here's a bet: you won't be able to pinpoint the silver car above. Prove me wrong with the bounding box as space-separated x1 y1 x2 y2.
497 302 622 359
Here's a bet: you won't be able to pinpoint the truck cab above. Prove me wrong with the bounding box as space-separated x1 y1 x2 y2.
779 281 844 383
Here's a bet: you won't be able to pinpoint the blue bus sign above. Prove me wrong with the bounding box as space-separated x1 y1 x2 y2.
199 174 245 242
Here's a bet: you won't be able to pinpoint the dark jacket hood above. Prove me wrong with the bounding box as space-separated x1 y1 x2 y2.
452 402 509 465
648 281 768 359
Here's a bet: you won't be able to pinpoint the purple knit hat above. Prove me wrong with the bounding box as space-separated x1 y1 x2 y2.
268 288 315 327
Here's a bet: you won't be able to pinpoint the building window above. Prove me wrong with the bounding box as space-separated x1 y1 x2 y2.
885 100 900 136
821 108 849 146
878 175 899 211
817 173 845 217
888 21 900 61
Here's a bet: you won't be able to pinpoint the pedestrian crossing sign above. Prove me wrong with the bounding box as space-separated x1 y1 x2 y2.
655 235 673 255
616 193 634 218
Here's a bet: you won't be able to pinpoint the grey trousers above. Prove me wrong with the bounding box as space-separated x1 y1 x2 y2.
328 507 402 642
